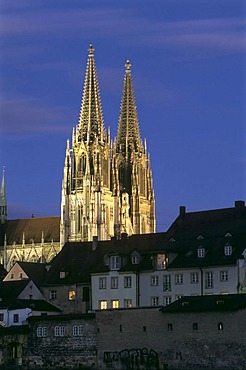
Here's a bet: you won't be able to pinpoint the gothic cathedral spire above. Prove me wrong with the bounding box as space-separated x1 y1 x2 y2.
60 46 156 246
112 61 156 236
0 167 7 224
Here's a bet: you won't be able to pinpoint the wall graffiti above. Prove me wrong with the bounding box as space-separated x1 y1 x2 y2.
103 347 160 369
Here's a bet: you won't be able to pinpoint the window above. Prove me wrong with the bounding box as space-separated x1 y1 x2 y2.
69 290 76 300
193 323 198 332
54 326 65 337
132 255 139 264
163 296 171 306
175 274 183 285
151 296 159 306
156 254 168 269
110 256 121 270
73 325 84 336
60 271 66 278
49 290 57 300
163 275 171 291
37 327 47 337
218 322 223 331
0 314 4 321
220 271 228 282
99 300 107 310
168 323 173 331
83 287 90 302
13 314 19 323
10 273 14 279
197 247 205 258
224 245 232 256
151 275 159 286
143 326 147 332
111 300 119 309
205 272 213 289
190 272 199 284
111 277 118 289
124 299 132 308
124 276 132 288
99 277 107 289
176 294 183 300
19 273 23 279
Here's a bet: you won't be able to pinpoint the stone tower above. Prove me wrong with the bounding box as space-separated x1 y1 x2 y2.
60 46 155 245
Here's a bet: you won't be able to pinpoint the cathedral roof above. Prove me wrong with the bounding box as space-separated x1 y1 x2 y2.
0 216 60 245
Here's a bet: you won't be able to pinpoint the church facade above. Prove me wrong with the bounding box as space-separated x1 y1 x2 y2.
60 45 155 245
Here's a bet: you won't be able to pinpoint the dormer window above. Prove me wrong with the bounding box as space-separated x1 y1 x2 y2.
169 238 175 242
132 255 139 264
60 271 66 279
197 235 204 240
156 254 168 270
225 232 232 238
197 247 205 258
110 255 121 270
224 244 232 256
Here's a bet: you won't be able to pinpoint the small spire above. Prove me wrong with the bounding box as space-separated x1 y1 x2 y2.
125 60 131 72
0 167 7 224
88 44 95 57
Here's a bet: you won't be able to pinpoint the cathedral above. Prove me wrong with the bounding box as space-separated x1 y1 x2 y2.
60 44 155 244
0 44 156 270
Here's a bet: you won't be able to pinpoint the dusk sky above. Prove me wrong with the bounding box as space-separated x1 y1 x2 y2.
0 0 245 232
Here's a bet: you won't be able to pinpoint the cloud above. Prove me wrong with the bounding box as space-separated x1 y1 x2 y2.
0 96 72 135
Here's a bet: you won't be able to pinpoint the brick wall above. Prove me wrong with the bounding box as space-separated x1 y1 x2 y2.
26 314 97 369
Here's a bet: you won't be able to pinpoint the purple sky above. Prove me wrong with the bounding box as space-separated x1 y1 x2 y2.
0 0 245 232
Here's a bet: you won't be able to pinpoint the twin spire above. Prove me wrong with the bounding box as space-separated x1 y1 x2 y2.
78 44 141 155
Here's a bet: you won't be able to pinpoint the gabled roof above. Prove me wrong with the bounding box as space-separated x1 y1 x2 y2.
164 201 246 269
160 294 246 313
0 216 60 245
42 233 166 285
15 261 48 287
10 299 61 312
0 280 31 307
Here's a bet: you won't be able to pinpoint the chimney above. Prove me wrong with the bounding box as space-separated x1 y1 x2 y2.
92 236 98 251
179 206 186 217
121 233 128 242
235 200 245 209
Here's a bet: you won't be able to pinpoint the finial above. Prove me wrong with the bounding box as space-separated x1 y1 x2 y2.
125 60 131 72
88 44 95 56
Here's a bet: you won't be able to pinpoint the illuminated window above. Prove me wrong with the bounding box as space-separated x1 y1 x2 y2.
124 299 132 308
163 275 171 291
49 290 57 300
220 271 228 282
197 247 205 258
151 296 159 306
110 256 121 270
60 271 66 278
124 276 132 288
99 277 107 289
111 277 118 289
175 274 183 285
156 254 168 269
69 290 76 300
218 322 223 331
190 272 199 284
205 272 213 289
176 294 183 300
37 327 47 337
163 296 171 306
99 300 107 310
224 245 232 256
151 275 159 286
111 300 119 309
54 326 65 337
73 325 84 336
